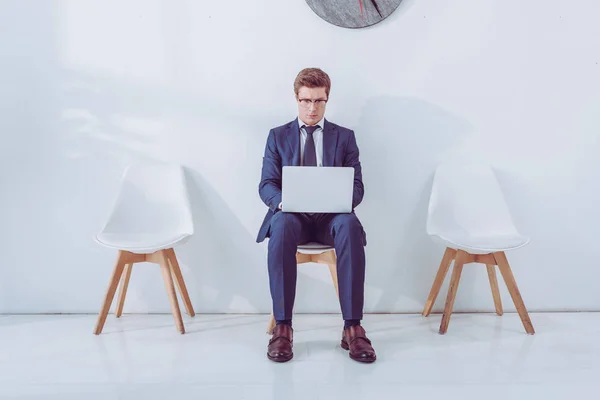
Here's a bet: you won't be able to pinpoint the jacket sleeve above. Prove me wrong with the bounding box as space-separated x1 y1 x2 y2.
258 129 282 212
344 130 364 209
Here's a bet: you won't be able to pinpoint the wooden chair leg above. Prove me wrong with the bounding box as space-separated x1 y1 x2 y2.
296 252 311 264
312 250 339 298
486 264 503 316
94 251 127 335
327 263 340 298
115 263 133 318
267 313 276 334
423 248 456 316
439 250 466 335
166 248 195 317
159 250 185 334
493 251 535 334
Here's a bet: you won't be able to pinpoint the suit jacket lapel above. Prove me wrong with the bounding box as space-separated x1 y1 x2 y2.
286 118 301 166
322 119 339 167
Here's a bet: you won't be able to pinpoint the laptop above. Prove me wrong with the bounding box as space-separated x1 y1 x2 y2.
281 166 354 213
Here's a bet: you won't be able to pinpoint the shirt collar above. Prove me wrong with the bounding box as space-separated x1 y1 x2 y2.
297 116 325 131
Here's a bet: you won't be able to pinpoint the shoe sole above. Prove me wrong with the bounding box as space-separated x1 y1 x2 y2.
267 352 293 363
341 340 376 363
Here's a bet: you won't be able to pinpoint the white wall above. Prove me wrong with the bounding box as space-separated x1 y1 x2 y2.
1 0 599 314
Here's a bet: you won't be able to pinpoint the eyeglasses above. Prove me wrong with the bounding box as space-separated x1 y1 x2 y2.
297 98 328 108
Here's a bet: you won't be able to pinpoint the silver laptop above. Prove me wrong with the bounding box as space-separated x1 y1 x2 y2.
282 166 354 213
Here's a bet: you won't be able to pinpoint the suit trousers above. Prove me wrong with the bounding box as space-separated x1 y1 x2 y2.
267 211 366 321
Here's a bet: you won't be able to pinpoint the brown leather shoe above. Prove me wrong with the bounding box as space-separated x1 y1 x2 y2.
341 325 376 363
267 324 293 362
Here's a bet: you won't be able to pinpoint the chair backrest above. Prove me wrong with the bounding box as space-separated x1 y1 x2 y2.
426 163 520 237
100 162 194 235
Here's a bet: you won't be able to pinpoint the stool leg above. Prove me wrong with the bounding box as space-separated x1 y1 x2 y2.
115 263 133 318
94 251 127 334
166 248 195 317
494 252 535 334
423 248 456 316
439 250 467 335
267 313 276 334
486 264 503 316
159 250 185 334
328 262 339 298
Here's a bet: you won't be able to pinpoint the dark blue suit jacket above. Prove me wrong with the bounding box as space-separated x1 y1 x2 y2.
256 118 365 243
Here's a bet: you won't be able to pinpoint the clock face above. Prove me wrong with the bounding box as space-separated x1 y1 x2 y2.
306 0 403 29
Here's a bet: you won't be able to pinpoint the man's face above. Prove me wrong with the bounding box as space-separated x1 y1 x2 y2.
296 86 328 126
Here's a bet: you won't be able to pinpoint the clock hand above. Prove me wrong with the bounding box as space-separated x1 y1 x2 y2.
359 0 365 20
370 0 383 18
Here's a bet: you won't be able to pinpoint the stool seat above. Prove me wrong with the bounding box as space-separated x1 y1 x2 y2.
297 242 334 254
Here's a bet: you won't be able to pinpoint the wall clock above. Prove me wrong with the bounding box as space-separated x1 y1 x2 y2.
305 0 403 29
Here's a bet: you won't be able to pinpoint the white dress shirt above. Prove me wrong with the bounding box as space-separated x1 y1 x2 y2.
278 117 325 210
298 116 324 167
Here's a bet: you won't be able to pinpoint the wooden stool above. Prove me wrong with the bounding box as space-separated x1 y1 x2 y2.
266 242 339 334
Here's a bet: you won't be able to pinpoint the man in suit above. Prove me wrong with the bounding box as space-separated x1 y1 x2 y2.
257 68 376 363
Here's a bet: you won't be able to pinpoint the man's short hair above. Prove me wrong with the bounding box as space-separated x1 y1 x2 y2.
294 68 331 97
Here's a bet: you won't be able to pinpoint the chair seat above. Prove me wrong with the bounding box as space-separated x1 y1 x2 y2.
95 232 192 254
297 242 335 255
431 233 529 254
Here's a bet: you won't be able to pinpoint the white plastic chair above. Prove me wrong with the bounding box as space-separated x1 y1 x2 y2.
266 242 339 334
93 163 195 335
422 163 535 335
